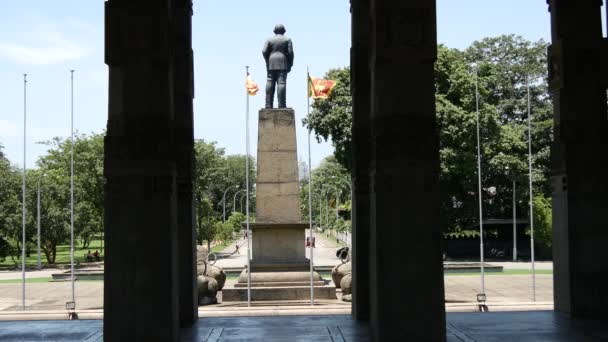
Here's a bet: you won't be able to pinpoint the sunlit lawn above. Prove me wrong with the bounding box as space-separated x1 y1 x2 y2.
446 269 553 276
0 238 104 270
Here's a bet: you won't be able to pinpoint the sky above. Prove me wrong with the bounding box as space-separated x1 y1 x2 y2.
1 0 599 170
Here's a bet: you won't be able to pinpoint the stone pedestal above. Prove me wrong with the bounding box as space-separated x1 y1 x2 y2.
227 108 330 300
255 108 301 223
250 223 309 268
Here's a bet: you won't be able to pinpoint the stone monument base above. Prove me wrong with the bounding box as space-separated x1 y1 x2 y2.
221 267 335 301
235 270 325 287
222 285 337 301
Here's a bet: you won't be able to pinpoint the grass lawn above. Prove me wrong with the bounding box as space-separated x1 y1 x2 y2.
446 269 553 276
0 277 52 284
210 239 236 254
0 238 104 270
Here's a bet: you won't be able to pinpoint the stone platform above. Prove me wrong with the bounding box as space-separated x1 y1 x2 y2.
222 285 337 301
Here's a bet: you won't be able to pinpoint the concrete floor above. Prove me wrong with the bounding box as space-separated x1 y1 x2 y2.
0 312 606 341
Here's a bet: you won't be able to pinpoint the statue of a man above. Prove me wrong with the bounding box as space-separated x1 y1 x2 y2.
263 24 294 108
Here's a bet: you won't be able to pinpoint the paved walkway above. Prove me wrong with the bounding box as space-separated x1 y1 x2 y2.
0 233 555 313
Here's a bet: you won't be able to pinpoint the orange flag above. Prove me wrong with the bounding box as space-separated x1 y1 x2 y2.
308 75 336 99
246 74 259 96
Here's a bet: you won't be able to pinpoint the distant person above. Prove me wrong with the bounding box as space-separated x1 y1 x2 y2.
85 251 93 262
235 243 240 254
93 250 101 262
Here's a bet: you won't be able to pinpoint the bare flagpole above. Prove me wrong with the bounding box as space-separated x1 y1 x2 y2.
527 79 536 302
245 66 252 307
70 70 76 306
22 74 27 311
475 68 485 297
307 67 315 306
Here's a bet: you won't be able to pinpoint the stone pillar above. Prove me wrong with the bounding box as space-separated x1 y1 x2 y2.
172 0 197 326
368 0 446 340
104 1 180 340
350 0 371 322
548 0 608 320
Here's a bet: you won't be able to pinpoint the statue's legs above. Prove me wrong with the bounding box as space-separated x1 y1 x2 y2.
277 71 287 108
265 71 278 108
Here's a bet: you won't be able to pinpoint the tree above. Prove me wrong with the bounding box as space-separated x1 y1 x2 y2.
226 212 246 235
0 143 21 262
22 133 106 263
303 35 553 236
531 195 552 249
193 140 256 248
300 156 351 231
26 168 70 264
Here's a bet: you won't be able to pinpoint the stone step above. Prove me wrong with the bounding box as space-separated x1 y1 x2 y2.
221 286 337 302
234 281 326 288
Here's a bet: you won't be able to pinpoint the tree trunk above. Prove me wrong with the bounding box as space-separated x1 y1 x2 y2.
43 248 52 265
50 243 57 264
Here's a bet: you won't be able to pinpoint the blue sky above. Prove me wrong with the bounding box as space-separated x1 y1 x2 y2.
1 1 592 170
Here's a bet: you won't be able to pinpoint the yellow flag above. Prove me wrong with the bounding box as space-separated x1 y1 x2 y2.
246 74 259 96
308 75 336 99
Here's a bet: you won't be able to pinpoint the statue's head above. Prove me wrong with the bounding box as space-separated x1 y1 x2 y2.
273 24 286 35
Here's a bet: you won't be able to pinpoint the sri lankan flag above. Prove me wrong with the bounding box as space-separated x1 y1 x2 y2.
246 73 259 96
308 75 336 99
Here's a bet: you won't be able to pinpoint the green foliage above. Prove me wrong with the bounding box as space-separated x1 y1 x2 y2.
0 143 21 261
213 221 235 243
303 35 553 241
0 237 10 262
300 156 351 232
531 195 552 248
32 133 105 263
226 212 246 234
193 139 255 246
439 35 552 233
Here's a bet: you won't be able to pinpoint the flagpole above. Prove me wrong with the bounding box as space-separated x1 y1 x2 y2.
527 79 536 302
307 66 314 306
474 68 485 298
22 73 27 311
70 70 76 307
245 66 252 307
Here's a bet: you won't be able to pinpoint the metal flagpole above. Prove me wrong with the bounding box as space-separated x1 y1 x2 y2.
245 66 252 307
22 74 27 311
37 179 41 270
307 67 315 306
70 70 75 306
474 68 485 297
527 80 536 302
512 179 517 261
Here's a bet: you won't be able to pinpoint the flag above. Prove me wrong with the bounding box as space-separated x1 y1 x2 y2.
308 75 336 99
246 74 259 96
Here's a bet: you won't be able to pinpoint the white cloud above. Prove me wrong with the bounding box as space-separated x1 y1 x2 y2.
0 25 93 65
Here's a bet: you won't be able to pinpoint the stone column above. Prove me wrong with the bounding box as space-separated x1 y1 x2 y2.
350 0 371 322
368 0 446 340
548 0 608 320
172 0 197 327
104 1 180 340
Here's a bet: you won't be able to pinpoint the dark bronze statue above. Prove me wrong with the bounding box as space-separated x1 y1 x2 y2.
263 24 294 108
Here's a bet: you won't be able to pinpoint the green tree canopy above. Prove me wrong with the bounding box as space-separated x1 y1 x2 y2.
303 35 552 235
